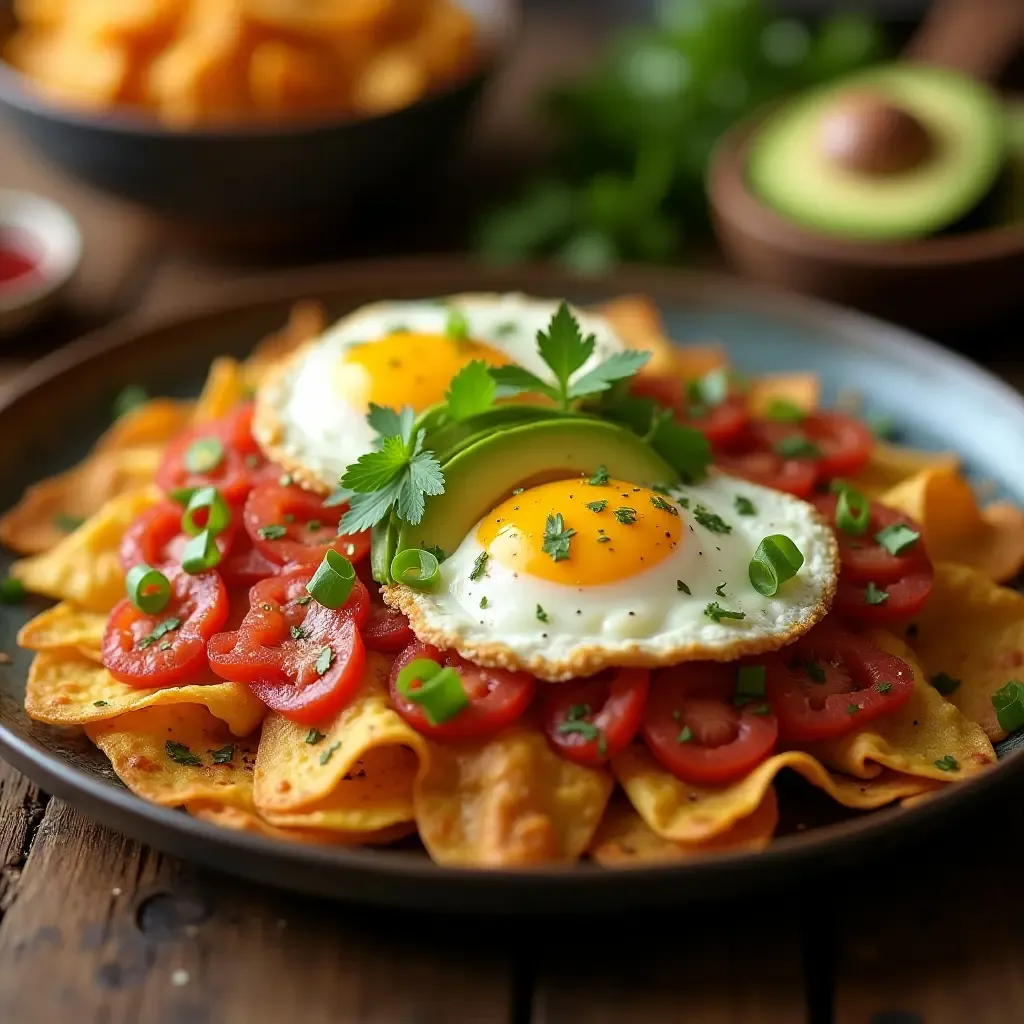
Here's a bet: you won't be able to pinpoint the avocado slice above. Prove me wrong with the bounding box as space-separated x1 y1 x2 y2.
748 64 1006 241
425 405 579 462
394 418 678 560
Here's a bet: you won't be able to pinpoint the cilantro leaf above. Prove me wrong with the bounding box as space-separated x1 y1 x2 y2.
646 413 711 483
398 449 445 524
367 404 412 445
445 360 497 422
488 364 557 401
537 302 595 396
567 349 651 400
342 435 410 493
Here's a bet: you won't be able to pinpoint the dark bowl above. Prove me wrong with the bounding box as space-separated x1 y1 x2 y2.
0 1 517 234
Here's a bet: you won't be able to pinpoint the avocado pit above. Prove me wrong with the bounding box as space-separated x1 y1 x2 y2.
819 90 932 176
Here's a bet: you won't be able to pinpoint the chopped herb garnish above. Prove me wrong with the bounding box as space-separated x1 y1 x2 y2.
774 435 821 459
296 595 313 606
495 320 518 337
589 465 610 486
847 703 861 716
258 524 288 541
320 742 341 765
693 505 732 534
676 580 691 594
704 601 744 622
651 483 671 495
613 506 637 525
934 755 960 772
306 520 323 532
512 489 524 496
470 551 490 581
676 726 694 744
536 604 549 622
210 744 234 765
425 544 447 563
804 659 826 683
734 496 756 516
715 582 727 597
542 513 576 561
305 729 326 744
930 672 960 695
165 741 202 767
290 625 309 640
864 582 889 606
874 523 921 556
763 398 806 424
479 595 489 609
53 513 85 532
874 682 893 694
556 704 607 755
93 700 109 707
137 617 181 650
650 494 679 516
585 499 608 513
597 534 610 543
315 646 333 676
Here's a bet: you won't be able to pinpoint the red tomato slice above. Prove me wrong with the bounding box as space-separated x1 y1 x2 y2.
389 641 535 741
119 501 234 574
541 668 649 766
715 449 818 498
244 483 370 568
630 375 750 449
102 568 229 688
156 404 267 504
207 565 369 724
765 622 915 743
753 412 872 482
218 528 281 590
363 605 415 654
813 494 934 626
641 662 778 785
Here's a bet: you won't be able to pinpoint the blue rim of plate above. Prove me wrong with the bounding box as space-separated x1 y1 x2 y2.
1 258 1021 915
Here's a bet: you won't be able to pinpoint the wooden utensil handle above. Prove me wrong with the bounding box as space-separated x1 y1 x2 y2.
904 0 1024 83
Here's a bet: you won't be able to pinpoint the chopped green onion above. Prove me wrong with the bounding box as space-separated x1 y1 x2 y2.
181 529 221 574
687 368 729 409
864 582 889 605
112 384 148 420
469 551 490 580
749 535 804 596
396 658 469 726
736 665 766 699
390 548 440 592
763 398 806 424
774 435 820 460
125 564 171 614
875 524 920 556
445 307 469 341
992 679 1024 734
0 576 25 604
183 437 224 474
306 550 356 608
930 672 960 695
835 486 870 536
181 486 231 538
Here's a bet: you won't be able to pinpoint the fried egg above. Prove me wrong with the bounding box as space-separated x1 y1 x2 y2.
253 293 627 493
384 473 838 681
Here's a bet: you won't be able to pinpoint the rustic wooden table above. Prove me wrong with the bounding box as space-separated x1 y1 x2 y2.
2 13 1023 1023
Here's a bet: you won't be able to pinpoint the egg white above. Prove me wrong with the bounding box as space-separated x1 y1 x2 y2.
252 293 627 493
384 473 838 681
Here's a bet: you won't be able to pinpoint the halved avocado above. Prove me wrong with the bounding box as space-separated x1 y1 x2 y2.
748 64 1006 241
424 405 579 462
394 418 678 561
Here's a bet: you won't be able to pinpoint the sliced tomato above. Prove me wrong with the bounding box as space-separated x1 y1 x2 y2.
765 622 914 744
363 605 415 654
102 568 229 688
814 494 934 626
541 668 649 766
119 501 234 574
207 564 369 723
389 641 535 741
630 375 750 449
155 404 266 504
715 449 818 498
244 482 370 568
753 412 872 481
218 528 280 590
641 662 778 785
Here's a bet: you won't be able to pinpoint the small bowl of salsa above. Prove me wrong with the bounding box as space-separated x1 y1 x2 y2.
0 190 81 335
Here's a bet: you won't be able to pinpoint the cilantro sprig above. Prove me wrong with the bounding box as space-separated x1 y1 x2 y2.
487 302 650 410
337 406 444 534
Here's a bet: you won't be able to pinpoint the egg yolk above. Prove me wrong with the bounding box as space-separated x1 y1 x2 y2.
477 478 683 587
334 332 512 413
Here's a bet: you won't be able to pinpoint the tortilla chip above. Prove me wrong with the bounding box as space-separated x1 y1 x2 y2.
907 562 1024 741
746 373 820 417
0 448 162 556
87 704 259 810
852 443 959 499
589 790 778 867
25 649 266 736
613 745 937 844
879 466 1024 582
95 398 194 452
244 299 325 388
193 356 250 422
11 484 162 611
810 630 996 782
415 726 613 868
18 602 106 661
253 652 427 832
187 801 414 846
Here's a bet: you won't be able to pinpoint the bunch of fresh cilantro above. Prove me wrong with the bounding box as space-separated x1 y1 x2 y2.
476 0 886 271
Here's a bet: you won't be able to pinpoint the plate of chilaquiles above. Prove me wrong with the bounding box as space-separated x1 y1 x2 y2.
1 263 1023 913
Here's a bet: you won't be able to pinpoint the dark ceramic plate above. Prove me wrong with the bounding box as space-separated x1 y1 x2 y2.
1 260 1022 915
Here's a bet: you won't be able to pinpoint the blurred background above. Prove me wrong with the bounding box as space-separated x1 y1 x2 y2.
0 0 1020 353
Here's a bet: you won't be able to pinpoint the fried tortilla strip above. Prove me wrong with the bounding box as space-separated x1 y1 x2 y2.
18 601 106 662
187 802 414 846
851 442 959 499
95 398 194 452
87 704 259 810
613 745 938 845
11 484 162 611
589 790 778 867
415 726 613 867
253 652 427 833
0 448 162 556
907 562 1024 741
810 630 996 782
746 373 820 417
25 650 266 736
193 356 251 422
244 299 326 389
879 466 1024 582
